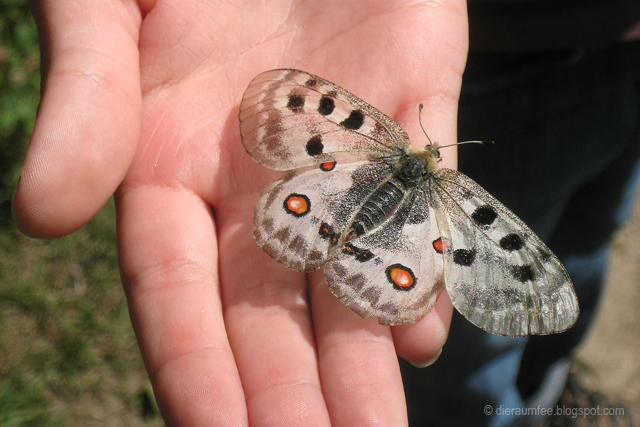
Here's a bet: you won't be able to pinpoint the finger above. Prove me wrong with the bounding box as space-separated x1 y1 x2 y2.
310 272 409 426
389 98 458 364
13 0 142 237
216 195 332 426
382 0 468 362
117 185 247 425
392 292 453 366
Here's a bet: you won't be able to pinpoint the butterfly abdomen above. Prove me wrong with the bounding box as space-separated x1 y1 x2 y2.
348 155 430 238
348 179 405 237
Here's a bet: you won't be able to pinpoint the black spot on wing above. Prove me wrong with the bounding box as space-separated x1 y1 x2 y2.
453 248 476 267
306 136 324 156
342 243 374 262
471 205 498 226
355 249 374 262
318 96 335 116
511 265 535 282
340 110 365 130
500 233 524 251
287 94 305 112
305 78 317 87
319 222 338 245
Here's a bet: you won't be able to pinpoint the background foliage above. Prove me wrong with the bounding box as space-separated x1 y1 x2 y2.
0 1 160 425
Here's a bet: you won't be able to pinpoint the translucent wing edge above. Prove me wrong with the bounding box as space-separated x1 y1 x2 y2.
432 168 579 336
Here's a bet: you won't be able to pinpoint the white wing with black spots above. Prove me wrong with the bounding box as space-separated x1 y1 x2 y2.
432 169 579 336
239 69 409 171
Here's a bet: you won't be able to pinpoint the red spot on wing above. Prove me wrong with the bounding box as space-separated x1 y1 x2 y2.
432 237 451 254
320 161 336 171
284 194 310 216
386 264 416 290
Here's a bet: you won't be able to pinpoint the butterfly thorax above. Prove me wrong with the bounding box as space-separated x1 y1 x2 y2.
346 152 434 240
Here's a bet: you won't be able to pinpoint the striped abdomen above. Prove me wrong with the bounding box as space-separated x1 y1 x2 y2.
347 155 430 238
349 179 406 237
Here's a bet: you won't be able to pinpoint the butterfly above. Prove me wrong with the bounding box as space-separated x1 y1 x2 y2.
238 69 579 337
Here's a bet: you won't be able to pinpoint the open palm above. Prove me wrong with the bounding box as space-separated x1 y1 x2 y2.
15 0 469 425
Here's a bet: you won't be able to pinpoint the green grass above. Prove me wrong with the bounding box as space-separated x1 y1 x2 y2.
0 2 161 425
0 0 39 228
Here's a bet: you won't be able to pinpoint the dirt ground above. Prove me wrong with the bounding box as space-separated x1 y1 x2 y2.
573 191 640 422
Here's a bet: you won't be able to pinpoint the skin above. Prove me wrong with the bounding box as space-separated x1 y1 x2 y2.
14 0 468 425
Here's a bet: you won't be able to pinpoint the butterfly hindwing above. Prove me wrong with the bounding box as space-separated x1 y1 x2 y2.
431 169 579 336
239 69 409 171
254 160 394 272
324 187 446 325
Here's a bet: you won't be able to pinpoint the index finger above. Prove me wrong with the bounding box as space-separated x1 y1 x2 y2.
14 0 142 237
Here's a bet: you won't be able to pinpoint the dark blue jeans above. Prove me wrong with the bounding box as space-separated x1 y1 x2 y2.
402 41 640 427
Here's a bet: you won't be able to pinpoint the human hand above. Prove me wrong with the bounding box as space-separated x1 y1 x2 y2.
14 1 468 424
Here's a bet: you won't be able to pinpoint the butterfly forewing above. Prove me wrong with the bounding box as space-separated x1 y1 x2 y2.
239 69 410 171
432 169 579 336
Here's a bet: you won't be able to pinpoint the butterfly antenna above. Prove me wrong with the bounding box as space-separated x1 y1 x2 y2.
438 140 495 149
419 104 493 148
418 104 434 146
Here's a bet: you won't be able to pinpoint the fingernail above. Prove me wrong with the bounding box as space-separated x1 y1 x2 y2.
409 348 442 368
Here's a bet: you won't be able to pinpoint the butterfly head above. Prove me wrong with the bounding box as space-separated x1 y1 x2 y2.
408 144 441 173
423 143 441 162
